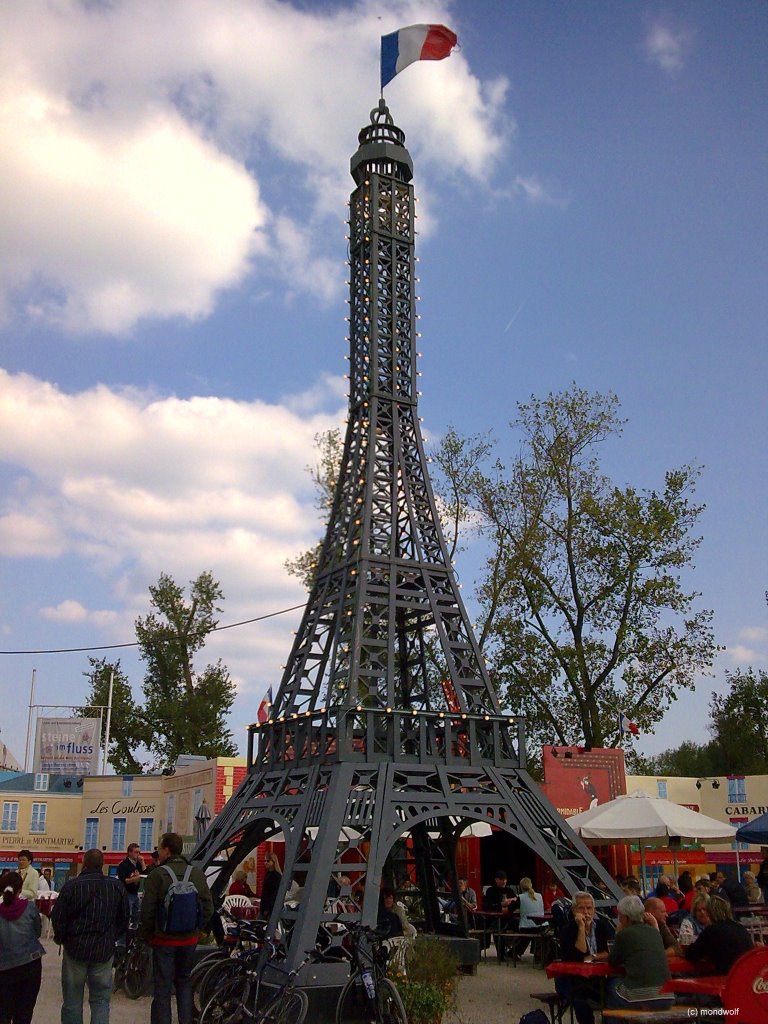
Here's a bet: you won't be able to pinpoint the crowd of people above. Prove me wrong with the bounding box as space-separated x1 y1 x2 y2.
0 834 213 1024
0 840 765 1023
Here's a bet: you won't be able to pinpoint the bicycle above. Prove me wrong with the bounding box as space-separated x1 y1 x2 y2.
335 922 407 1024
200 935 316 1024
192 916 266 1018
113 934 153 999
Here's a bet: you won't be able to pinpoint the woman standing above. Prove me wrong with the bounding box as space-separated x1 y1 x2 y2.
260 851 282 920
0 872 45 1024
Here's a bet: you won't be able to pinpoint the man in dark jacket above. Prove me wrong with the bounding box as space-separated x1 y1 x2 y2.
555 891 615 1024
51 847 128 1024
139 831 214 1024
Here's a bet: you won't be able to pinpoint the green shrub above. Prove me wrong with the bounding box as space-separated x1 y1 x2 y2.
398 936 460 1024
399 980 451 1024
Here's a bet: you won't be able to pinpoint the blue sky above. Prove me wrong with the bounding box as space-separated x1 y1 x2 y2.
1 0 765 770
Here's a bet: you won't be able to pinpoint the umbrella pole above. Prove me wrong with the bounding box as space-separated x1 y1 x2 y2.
640 842 648 896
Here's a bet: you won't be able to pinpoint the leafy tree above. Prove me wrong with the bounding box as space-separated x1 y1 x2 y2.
285 428 342 588
136 571 238 771
79 657 149 774
646 739 721 779
707 668 768 774
433 384 716 752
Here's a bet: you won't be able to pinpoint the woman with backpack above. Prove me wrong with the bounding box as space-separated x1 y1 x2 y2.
0 871 45 1024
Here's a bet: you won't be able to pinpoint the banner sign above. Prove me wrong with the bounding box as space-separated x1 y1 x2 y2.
34 717 100 775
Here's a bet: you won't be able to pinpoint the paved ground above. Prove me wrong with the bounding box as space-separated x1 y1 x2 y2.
35 937 553 1023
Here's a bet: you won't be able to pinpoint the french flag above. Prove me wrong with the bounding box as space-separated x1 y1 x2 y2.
257 686 273 724
619 711 640 736
381 24 458 90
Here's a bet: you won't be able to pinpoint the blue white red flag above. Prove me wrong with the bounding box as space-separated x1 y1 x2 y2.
619 711 639 736
381 24 458 90
257 686 273 724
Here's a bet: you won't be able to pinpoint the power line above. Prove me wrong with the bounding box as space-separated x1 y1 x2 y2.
0 603 306 656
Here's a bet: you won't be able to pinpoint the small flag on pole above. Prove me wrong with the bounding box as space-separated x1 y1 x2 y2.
257 686 273 724
619 711 640 736
381 24 458 90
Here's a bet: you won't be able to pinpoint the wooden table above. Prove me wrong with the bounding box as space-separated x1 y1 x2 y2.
546 959 619 1023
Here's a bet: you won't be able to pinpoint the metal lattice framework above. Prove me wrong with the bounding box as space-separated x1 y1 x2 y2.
193 102 619 988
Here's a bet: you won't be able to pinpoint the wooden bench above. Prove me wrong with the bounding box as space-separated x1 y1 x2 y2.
529 990 567 1024
602 1010 705 1022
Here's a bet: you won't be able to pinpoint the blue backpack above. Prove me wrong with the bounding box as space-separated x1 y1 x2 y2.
157 864 203 934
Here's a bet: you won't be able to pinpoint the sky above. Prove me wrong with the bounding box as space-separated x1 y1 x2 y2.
1 0 766 772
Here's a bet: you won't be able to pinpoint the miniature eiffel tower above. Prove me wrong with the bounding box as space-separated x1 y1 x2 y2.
194 101 617 984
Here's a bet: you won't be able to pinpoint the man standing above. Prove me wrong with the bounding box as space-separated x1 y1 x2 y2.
140 832 213 1024
51 848 128 1024
17 850 40 902
116 842 144 933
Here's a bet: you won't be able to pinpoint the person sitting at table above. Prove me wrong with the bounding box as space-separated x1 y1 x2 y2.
444 878 477 926
513 877 545 960
742 871 763 904
653 880 680 914
714 869 748 908
606 895 673 1013
542 876 565 911
642 897 676 956
677 870 695 912
228 869 256 898
621 876 641 898
554 891 614 1024
684 893 753 973
482 871 517 961
676 892 711 950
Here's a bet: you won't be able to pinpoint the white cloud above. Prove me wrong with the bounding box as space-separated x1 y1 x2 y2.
740 626 768 643
40 600 119 628
0 369 343 608
727 644 758 664
0 0 511 335
644 18 693 74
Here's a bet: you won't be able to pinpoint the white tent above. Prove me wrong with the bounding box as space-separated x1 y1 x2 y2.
566 789 737 890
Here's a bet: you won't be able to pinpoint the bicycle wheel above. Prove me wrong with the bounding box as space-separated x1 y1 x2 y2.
123 945 153 999
261 987 308 1024
335 976 367 1024
200 974 251 1024
376 978 407 1024
194 957 243 1017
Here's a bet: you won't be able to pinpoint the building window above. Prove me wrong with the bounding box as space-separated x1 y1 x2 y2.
1 802 19 832
112 818 127 850
727 777 746 803
730 817 749 852
140 818 154 850
30 803 47 833
166 794 176 833
656 780 668 800
34 773 49 791
122 777 133 797
84 817 99 848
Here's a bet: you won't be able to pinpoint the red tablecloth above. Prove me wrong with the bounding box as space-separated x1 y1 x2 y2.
546 959 618 980
36 897 56 918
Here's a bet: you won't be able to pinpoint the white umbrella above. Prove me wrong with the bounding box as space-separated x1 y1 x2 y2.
566 789 736 891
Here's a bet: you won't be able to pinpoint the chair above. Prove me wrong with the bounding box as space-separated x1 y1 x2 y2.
222 894 254 912
721 944 768 1019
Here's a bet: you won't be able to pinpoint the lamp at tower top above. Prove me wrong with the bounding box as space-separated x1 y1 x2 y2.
350 99 413 184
